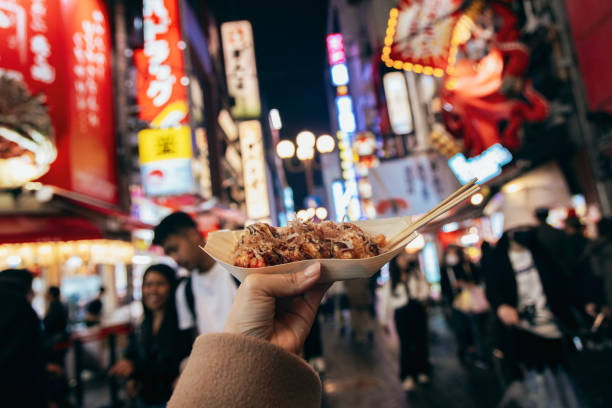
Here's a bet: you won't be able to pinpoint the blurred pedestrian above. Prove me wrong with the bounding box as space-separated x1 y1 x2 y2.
110 264 192 407
344 278 374 342
85 286 105 327
43 286 71 406
0 269 48 407
440 245 488 365
154 212 237 335
582 217 612 318
534 207 572 274
44 286 69 359
486 227 580 378
563 215 603 318
380 253 430 390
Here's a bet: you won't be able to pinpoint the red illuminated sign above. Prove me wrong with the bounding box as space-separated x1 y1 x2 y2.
326 33 346 66
133 0 189 125
0 0 118 205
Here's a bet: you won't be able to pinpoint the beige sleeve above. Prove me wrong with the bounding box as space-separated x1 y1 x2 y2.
168 333 321 408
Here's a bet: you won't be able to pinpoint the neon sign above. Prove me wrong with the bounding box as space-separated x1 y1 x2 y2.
448 143 512 185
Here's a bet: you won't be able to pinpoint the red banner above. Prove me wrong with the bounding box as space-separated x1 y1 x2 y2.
133 0 189 125
0 0 118 205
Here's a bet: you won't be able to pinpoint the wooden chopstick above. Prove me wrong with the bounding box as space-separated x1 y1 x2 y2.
397 179 480 239
386 182 480 248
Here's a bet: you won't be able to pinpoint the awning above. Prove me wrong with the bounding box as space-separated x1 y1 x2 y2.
0 216 103 244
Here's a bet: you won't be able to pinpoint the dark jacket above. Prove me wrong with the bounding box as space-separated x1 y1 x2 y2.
43 299 69 365
126 310 193 404
535 223 573 275
0 282 47 407
44 300 68 338
485 229 580 332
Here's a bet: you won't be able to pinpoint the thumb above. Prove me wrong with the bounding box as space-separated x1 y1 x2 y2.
244 263 321 298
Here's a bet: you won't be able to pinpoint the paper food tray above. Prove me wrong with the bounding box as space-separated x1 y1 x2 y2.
203 216 419 283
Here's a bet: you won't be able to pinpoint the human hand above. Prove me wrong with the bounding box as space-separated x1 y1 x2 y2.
109 359 134 378
497 305 519 326
224 263 330 355
46 363 63 376
125 379 138 398
585 302 597 317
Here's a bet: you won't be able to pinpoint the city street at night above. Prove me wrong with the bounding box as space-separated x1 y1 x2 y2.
1 0 612 407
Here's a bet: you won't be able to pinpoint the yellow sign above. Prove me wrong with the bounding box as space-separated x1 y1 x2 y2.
138 126 193 164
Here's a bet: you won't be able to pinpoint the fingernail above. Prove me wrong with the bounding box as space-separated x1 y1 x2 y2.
304 263 320 277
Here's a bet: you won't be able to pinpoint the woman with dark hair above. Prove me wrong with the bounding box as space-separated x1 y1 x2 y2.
440 245 489 366
110 264 192 407
380 252 430 391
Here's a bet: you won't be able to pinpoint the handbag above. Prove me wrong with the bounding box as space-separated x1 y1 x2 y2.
452 285 489 314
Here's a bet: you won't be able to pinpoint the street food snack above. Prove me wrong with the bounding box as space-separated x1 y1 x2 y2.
232 221 387 268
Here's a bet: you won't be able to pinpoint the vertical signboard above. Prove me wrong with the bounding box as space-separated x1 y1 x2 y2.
133 0 189 126
0 0 118 204
66 1 118 203
221 21 261 119
326 32 362 220
383 72 413 135
134 0 195 196
238 121 270 220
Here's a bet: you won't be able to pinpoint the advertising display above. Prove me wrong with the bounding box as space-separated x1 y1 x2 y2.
0 0 118 204
238 121 270 220
383 72 413 135
221 21 261 119
369 155 459 217
326 32 362 220
133 0 189 126
382 0 463 75
138 126 194 196
448 143 513 185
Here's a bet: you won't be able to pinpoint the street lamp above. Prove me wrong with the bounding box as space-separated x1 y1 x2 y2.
316 134 335 154
275 130 336 195
276 140 295 159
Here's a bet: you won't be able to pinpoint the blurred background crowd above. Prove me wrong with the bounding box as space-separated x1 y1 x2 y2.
1 0 612 407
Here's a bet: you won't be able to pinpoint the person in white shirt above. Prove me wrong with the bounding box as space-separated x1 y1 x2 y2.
380 252 430 391
153 212 237 335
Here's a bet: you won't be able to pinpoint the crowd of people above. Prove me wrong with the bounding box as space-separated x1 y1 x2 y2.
1 208 611 407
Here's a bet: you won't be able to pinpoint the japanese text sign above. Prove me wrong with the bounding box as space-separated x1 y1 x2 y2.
326 33 346 66
134 0 189 125
221 21 261 119
239 121 270 220
0 0 118 204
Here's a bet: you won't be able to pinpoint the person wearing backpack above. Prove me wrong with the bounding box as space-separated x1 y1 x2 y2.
153 212 237 335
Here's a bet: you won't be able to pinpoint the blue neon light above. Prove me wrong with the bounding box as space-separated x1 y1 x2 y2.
448 144 513 185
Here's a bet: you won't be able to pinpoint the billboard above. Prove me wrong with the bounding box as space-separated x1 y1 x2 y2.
381 0 464 76
133 0 189 126
383 72 413 135
221 21 261 119
238 121 270 220
369 155 460 217
0 0 118 204
138 126 194 196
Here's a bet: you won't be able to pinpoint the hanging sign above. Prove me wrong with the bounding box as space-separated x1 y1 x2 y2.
239 121 270 219
383 72 413 134
381 0 464 76
221 21 261 119
133 0 189 126
138 126 194 196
